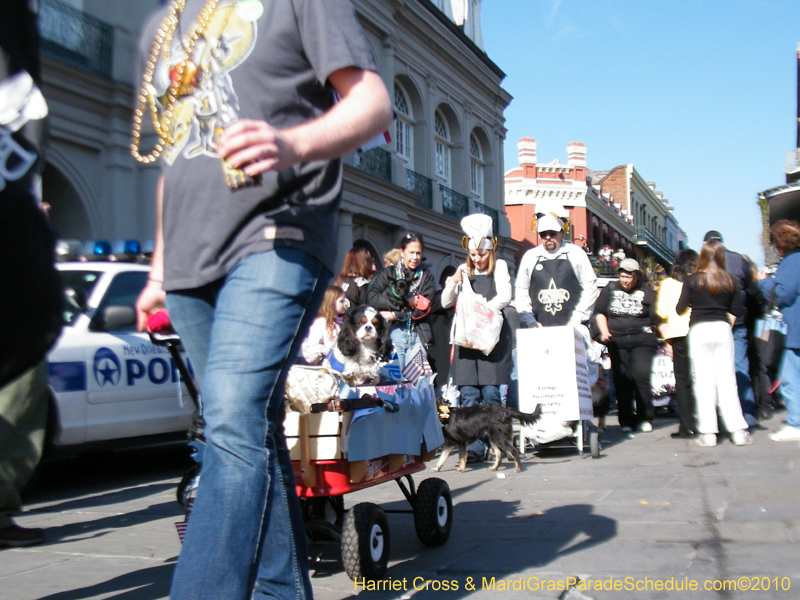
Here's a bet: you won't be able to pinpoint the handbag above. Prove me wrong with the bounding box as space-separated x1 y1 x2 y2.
284 365 346 414
754 288 787 371
451 275 503 356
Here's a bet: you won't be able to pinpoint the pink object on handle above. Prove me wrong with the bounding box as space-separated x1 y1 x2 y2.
147 309 171 333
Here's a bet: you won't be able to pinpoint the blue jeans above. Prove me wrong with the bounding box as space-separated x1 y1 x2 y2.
733 325 755 414
390 325 421 371
460 385 501 454
166 249 329 600
779 348 800 428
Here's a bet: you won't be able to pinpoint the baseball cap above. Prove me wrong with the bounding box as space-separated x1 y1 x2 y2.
537 214 563 234
618 258 640 272
703 230 724 243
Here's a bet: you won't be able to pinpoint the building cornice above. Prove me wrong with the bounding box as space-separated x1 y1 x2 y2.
415 0 506 80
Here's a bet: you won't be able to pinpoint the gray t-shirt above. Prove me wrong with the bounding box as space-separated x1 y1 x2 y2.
138 0 376 290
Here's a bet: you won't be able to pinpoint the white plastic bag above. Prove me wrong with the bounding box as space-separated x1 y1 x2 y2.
452 276 503 356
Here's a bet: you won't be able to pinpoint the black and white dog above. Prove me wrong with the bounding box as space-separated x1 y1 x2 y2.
432 403 542 473
327 306 392 385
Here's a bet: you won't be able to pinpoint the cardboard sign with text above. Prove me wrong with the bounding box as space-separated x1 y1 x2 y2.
517 326 593 421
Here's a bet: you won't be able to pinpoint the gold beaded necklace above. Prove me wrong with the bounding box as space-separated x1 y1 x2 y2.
131 0 223 164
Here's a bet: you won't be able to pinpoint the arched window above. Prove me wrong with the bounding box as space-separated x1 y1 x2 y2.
434 110 451 185
469 132 484 200
394 82 414 168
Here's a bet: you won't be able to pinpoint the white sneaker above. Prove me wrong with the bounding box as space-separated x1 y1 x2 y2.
743 413 759 428
769 425 800 442
731 430 754 446
695 434 717 447
639 421 653 433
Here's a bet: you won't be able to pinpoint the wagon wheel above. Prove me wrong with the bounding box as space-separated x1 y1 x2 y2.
413 478 452 547
341 502 390 581
590 430 600 458
589 423 600 459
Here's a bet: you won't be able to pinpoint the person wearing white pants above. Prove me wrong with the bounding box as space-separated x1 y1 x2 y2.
688 322 749 439
677 241 754 447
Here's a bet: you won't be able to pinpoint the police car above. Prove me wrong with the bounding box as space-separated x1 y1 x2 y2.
47 262 196 452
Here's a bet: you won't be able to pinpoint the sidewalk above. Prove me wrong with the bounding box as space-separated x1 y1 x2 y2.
3 412 800 600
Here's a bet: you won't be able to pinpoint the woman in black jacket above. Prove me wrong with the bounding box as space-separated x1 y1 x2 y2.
367 233 435 369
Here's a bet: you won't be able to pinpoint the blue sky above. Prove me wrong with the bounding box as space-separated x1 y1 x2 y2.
482 0 800 266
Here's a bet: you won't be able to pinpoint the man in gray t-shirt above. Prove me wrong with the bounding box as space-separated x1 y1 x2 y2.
134 2 391 598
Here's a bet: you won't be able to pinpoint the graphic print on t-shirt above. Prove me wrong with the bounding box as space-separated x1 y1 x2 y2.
154 2 257 165
608 289 645 316
537 278 571 316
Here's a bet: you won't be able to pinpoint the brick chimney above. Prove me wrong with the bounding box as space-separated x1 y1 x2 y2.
518 138 537 166
567 142 586 167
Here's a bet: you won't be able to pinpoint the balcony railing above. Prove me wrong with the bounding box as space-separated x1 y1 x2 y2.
472 201 499 235
634 226 675 264
352 148 391 182
590 256 617 277
440 184 469 221
406 170 433 209
39 0 114 78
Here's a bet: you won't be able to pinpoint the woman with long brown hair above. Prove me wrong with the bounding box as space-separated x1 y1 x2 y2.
677 241 752 447
335 247 376 308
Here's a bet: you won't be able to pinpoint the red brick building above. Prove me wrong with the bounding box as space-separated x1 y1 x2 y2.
504 138 635 262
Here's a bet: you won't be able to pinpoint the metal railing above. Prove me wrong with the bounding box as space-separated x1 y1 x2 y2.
590 257 617 277
472 201 499 235
440 184 469 220
39 0 114 79
406 170 433 209
352 148 391 182
634 226 675 264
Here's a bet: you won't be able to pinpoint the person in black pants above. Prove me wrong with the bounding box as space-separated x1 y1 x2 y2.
595 259 661 433
656 249 699 438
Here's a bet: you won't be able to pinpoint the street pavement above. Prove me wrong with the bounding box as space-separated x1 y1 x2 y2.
4 411 800 600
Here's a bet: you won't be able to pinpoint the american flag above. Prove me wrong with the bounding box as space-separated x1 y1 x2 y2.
333 91 395 151
401 349 433 386
175 520 188 543
175 499 193 543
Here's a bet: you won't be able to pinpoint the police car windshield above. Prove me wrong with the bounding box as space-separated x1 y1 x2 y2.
59 270 101 325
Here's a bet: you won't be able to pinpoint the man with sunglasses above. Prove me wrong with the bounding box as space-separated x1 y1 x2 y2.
515 214 598 329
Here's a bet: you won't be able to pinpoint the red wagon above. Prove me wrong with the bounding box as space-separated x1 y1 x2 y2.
286 398 453 581
152 316 452 581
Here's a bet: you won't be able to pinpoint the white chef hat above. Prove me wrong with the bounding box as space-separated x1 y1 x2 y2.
460 213 496 251
537 214 564 233
534 199 569 219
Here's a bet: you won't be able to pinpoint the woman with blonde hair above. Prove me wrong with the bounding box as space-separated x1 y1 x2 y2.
677 241 752 447
442 214 512 460
301 286 347 365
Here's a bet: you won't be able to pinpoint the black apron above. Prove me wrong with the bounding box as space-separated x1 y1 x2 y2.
451 272 512 386
529 254 583 327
